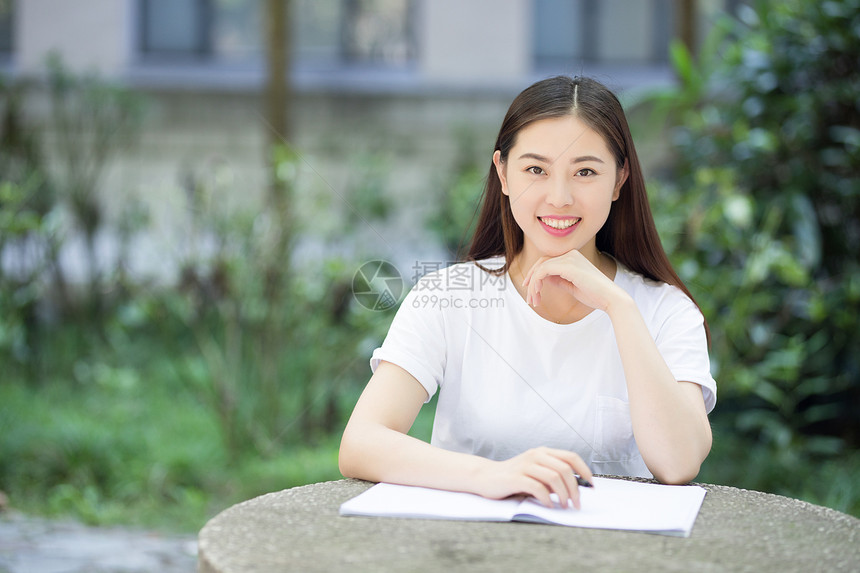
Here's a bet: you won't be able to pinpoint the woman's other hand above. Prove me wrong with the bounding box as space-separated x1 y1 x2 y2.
474 447 594 509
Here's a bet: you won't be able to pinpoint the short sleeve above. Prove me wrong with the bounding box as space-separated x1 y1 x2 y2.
370 277 447 403
653 293 717 413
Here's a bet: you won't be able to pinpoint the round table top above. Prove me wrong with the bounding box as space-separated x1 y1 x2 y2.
198 478 860 573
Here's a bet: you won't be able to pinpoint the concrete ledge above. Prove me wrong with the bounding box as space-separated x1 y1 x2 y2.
199 478 860 572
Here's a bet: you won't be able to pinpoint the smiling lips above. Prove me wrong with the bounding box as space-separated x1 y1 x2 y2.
538 216 581 235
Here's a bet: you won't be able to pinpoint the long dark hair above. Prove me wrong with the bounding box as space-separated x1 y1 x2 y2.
467 75 708 336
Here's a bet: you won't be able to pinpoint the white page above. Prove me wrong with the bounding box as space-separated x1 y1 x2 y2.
340 477 707 537
339 482 522 522
511 477 706 536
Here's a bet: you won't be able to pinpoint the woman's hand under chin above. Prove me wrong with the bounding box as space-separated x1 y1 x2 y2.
521 250 629 314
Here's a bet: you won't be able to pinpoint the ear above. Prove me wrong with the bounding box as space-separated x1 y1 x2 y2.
493 150 509 196
612 158 629 201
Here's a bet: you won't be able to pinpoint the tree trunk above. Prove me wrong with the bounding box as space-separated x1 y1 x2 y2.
259 0 294 447
264 0 291 148
676 0 697 57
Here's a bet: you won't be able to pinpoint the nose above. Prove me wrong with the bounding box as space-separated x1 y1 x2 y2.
545 174 573 208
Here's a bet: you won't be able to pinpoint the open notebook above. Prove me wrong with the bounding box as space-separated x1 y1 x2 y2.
340 477 706 537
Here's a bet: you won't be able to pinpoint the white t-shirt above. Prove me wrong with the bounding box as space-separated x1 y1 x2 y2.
370 257 717 478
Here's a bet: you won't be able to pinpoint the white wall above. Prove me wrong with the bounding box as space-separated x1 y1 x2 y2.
17 0 134 74
418 0 530 86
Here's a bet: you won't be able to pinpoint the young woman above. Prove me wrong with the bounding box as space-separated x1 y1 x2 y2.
339 76 716 510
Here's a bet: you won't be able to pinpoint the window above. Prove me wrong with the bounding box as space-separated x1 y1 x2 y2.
533 0 673 69
138 0 416 67
533 0 590 66
339 0 416 66
140 0 210 57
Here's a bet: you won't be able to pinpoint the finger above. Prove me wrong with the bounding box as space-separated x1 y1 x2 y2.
521 264 534 288
536 452 586 508
531 278 543 307
568 455 595 485
537 460 578 509
528 266 565 303
556 464 584 509
543 448 593 481
522 256 551 288
526 464 572 508
566 471 583 510
518 476 553 508
555 452 595 503
526 449 586 506
541 449 595 508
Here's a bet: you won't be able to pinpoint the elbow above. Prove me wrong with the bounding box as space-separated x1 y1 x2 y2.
649 442 711 485
338 427 372 480
337 452 353 479
337 432 359 478
652 463 701 485
651 426 712 485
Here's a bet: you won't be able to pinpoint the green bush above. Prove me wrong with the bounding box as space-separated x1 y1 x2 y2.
647 0 859 454
0 60 396 529
165 146 396 459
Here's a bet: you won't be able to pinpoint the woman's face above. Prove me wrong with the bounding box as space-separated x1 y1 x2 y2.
493 114 627 266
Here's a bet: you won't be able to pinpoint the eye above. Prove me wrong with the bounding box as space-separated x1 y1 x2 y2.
526 166 546 175
576 168 597 177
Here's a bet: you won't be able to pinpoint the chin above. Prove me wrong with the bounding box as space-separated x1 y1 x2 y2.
533 240 582 258
542 247 573 258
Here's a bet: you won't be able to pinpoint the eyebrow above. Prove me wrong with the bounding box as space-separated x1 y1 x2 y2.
517 152 606 164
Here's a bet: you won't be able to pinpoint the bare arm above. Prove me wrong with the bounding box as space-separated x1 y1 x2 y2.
524 251 712 483
339 360 594 508
605 296 712 483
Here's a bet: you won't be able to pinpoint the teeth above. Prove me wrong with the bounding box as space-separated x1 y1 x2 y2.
540 217 580 230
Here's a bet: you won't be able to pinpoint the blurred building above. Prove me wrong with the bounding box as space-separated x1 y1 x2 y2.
0 0 740 278
1 0 744 90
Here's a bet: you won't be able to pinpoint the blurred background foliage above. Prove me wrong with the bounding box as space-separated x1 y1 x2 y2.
0 55 395 530
642 0 860 506
1 0 859 532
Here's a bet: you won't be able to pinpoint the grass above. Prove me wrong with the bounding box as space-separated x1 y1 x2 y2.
0 360 344 533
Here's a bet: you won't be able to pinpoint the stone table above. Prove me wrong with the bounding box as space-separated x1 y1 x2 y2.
198 479 860 572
